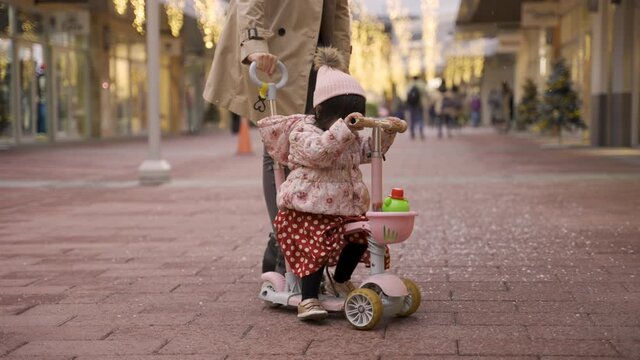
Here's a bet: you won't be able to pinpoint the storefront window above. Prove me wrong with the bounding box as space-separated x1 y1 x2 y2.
48 10 90 141
50 32 88 49
17 41 46 141
0 4 10 144
105 38 179 138
0 37 11 144
559 4 591 137
106 40 150 137
160 55 170 133
0 3 10 36
16 10 43 42
53 47 88 139
109 40 131 136
184 54 206 133
130 42 146 134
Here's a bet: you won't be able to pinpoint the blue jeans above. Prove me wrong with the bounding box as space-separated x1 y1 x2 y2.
262 147 290 274
437 115 453 138
409 107 424 139
471 111 480 127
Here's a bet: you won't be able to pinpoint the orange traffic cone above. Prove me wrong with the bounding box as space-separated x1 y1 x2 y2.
236 116 253 155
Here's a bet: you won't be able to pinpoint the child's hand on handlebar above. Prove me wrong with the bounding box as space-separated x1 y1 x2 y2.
386 117 405 128
384 117 407 133
248 52 278 76
344 112 365 132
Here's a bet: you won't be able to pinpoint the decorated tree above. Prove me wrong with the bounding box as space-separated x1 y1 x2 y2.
540 58 586 143
516 78 539 130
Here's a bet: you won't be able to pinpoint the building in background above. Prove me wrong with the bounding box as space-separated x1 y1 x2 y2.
455 0 640 147
0 0 220 147
353 0 461 101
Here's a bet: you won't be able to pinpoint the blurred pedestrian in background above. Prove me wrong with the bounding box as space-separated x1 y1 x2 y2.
469 90 481 127
501 81 514 133
405 75 426 140
203 0 353 275
430 82 444 128
454 84 467 129
489 88 502 127
439 85 460 138
387 84 405 119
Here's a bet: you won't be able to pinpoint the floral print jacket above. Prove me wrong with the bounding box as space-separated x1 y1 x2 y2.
257 114 396 216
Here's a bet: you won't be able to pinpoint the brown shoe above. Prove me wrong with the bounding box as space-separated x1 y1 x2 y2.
297 298 328 321
325 272 356 298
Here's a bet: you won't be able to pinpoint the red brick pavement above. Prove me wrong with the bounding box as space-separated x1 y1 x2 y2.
0 128 639 359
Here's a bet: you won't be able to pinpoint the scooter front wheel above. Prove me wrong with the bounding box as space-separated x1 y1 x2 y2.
344 288 383 330
396 278 421 317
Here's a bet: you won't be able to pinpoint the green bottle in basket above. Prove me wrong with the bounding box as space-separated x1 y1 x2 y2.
382 188 410 212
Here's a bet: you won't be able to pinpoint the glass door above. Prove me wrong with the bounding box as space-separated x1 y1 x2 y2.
109 41 131 136
160 54 170 133
129 43 147 135
184 54 205 133
17 41 46 142
0 37 12 145
0 3 11 145
52 46 88 140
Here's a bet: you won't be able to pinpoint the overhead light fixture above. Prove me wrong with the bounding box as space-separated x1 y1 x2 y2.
193 0 224 49
113 0 127 14
165 0 184 37
131 0 145 34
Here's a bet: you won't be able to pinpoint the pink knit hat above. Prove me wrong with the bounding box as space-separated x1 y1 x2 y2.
312 47 366 108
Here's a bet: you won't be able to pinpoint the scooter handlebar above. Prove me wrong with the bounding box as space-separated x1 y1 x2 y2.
348 117 407 133
249 61 288 89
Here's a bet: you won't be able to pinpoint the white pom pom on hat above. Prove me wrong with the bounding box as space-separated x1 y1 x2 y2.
312 47 366 108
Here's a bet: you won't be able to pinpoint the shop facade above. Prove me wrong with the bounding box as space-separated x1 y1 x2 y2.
456 0 640 147
0 2 91 146
553 0 639 147
514 0 593 140
0 0 214 148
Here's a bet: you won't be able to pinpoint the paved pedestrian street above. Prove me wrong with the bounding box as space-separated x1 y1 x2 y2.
1 128 639 359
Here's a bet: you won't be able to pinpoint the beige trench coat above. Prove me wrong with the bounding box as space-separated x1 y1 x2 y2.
203 0 352 122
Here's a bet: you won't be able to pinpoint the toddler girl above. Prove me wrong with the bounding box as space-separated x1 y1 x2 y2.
257 47 401 321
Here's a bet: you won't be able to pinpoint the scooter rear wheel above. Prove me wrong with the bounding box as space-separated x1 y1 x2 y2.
260 281 281 308
344 288 383 330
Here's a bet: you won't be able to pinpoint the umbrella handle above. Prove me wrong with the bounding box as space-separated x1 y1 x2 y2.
249 61 288 90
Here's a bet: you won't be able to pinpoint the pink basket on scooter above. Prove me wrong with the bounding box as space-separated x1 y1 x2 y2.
366 211 418 245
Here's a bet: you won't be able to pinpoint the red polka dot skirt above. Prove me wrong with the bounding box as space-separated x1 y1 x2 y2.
274 209 390 278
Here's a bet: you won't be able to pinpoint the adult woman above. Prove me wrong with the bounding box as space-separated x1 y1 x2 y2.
203 0 353 274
